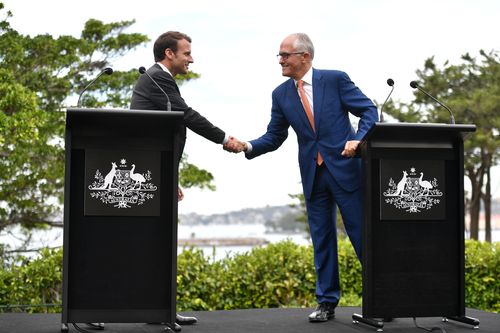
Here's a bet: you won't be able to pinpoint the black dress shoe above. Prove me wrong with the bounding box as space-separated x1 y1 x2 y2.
176 313 197 325
163 322 182 332
308 302 338 322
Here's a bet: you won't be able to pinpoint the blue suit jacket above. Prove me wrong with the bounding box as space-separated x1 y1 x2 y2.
246 69 378 199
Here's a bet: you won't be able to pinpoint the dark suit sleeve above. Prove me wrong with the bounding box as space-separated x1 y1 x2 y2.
150 70 226 143
152 70 226 144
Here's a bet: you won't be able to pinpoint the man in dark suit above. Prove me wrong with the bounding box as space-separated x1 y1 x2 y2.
130 31 236 331
131 31 230 171
225 33 378 322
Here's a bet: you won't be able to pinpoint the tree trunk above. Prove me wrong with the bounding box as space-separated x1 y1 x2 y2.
467 163 485 240
483 153 492 242
469 188 481 240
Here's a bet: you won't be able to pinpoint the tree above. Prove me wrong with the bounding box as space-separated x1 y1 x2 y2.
0 3 215 256
383 50 500 241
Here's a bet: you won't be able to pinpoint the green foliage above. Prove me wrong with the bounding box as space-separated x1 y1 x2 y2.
0 3 216 254
0 5 149 242
216 240 317 309
464 240 500 312
0 240 498 314
179 155 215 191
176 247 226 310
178 238 368 310
176 240 318 310
0 248 62 313
175 72 201 85
337 237 362 306
0 69 64 233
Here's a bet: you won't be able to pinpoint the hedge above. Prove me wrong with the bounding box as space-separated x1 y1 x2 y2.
0 239 498 313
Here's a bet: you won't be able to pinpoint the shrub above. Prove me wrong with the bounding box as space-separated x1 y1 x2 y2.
464 240 500 312
0 239 498 313
0 248 62 313
178 238 370 310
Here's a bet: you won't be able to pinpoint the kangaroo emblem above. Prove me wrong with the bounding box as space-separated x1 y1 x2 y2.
99 162 117 189
395 170 408 196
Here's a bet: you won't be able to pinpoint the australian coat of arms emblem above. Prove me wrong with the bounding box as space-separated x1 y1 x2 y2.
382 167 443 213
88 159 157 208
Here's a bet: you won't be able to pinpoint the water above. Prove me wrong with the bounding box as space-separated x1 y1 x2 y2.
0 224 311 261
178 223 311 260
1 224 498 261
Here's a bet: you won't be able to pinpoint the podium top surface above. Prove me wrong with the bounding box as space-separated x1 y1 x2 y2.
369 122 476 131
66 107 184 118
65 108 184 140
363 122 476 142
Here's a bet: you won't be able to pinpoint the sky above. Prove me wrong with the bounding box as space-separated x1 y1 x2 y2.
3 0 500 215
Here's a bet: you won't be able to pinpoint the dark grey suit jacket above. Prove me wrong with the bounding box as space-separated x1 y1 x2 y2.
130 64 225 163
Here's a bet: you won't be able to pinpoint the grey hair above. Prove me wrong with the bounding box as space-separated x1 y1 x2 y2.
292 33 314 60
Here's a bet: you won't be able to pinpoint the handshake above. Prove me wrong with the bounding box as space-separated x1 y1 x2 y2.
223 136 248 153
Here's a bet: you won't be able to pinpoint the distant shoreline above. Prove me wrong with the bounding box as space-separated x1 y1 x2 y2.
178 237 269 247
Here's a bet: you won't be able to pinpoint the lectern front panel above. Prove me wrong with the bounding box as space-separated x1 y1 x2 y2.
360 123 473 319
62 109 182 324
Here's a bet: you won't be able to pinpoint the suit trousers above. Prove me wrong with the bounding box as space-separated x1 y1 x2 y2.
305 164 363 304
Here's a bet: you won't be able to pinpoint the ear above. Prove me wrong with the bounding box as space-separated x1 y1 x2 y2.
165 48 174 60
302 52 312 63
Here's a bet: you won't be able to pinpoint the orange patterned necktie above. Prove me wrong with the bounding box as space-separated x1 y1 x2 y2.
297 80 323 165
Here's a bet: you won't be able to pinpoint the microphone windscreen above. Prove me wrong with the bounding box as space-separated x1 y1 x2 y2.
387 78 394 86
139 66 146 74
410 81 418 89
104 67 113 75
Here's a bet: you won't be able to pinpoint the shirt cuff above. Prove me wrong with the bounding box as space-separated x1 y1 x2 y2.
245 141 253 153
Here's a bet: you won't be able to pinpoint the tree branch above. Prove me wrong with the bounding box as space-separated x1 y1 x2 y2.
4 245 61 254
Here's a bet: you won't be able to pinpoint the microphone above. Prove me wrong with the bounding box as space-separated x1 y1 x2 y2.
410 80 455 124
138 66 171 111
379 78 394 122
77 67 113 107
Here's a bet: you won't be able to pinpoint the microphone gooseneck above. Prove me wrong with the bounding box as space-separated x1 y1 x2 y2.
410 81 455 124
379 78 395 123
77 67 113 107
138 66 171 111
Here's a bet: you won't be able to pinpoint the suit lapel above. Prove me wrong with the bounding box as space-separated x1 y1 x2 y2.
312 69 324 133
289 79 315 134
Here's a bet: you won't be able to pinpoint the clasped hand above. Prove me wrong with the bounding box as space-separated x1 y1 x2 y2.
223 136 247 153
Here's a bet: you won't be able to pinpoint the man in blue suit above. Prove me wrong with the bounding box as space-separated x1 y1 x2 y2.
225 33 378 322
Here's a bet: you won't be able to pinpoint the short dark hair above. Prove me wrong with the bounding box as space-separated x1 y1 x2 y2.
153 31 192 62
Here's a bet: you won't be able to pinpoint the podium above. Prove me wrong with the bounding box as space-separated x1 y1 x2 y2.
353 123 480 331
61 108 183 331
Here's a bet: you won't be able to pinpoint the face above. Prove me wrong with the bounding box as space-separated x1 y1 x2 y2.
278 36 309 80
168 38 193 76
